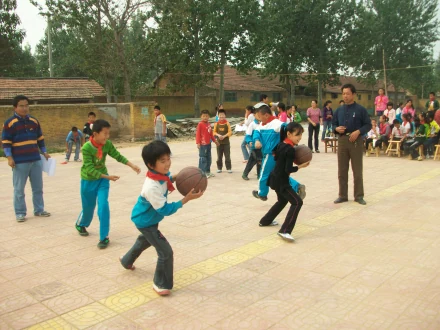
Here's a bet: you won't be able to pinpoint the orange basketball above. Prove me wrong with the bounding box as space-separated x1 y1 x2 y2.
294 145 313 165
175 166 208 196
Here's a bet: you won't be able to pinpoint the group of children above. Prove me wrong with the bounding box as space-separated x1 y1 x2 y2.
365 103 439 160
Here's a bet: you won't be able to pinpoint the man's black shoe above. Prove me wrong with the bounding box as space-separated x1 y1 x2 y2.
355 198 367 205
334 197 348 204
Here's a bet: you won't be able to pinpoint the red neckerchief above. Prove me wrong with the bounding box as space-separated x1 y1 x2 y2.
283 138 295 147
217 119 228 124
146 171 175 192
262 116 276 126
89 136 104 160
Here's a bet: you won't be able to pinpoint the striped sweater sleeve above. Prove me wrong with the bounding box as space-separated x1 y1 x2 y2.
1 120 13 157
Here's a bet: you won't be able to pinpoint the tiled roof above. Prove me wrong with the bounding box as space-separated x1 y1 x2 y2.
323 76 405 93
208 66 286 92
0 78 106 101
213 67 406 94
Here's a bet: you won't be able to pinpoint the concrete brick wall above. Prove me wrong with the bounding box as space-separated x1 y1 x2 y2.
0 101 156 146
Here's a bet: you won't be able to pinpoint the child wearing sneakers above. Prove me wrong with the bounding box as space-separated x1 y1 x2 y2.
242 111 263 180
75 119 141 248
252 104 305 203
196 110 219 178
120 141 203 296
63 127 84 163
213 109 232 173
259 122 310 241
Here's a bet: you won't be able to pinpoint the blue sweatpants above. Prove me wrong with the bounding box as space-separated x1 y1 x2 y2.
76 178 110 241
258 153 300 197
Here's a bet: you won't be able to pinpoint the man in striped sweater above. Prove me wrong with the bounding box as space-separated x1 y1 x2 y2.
2 95 51 222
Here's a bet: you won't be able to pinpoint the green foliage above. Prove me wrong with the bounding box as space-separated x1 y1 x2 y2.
349 0 439 96
0 0 33 77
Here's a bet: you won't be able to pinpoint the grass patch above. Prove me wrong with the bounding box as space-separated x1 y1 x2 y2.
46 147 66 154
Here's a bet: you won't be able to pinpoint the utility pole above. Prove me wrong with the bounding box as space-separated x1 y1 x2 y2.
382 48 387 96
47 16 53 77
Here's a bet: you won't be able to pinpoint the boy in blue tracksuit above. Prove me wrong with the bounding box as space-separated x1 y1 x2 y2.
252 104 305 204
242 113 263 180
120 141 203 296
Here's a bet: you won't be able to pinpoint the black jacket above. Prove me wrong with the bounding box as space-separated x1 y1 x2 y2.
267 142 298 191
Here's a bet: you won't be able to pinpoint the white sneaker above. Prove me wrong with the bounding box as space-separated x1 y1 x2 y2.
74 159 82 162
277 232 295 242
153 283 171 296
206 173 215 178
227 170 232 173
217 169 222 173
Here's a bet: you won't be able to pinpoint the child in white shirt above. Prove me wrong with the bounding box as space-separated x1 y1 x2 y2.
384 102 396 125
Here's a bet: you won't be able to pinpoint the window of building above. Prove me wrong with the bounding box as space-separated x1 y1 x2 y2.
368 94 372 101
250 92 259 102
224 92 237 102
272 93 282 102
331 93 338 99
357 94 362 101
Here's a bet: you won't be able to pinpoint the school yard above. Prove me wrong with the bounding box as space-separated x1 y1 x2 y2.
0 134 439 330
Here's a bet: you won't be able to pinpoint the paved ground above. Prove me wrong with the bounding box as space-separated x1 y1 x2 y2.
0 133 439 330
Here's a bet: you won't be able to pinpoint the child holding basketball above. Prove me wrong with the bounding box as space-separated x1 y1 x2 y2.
75 119 141 249
196 109 219 178
259 122 310 241
252 104 305 203
120 141 203 296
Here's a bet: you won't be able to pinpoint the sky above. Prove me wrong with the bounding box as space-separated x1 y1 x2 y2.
16 0 440 58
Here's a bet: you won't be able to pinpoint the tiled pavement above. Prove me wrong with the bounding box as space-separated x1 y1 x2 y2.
0 135 439 329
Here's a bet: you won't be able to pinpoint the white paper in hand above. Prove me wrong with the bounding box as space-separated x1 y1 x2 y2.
40 155 56 176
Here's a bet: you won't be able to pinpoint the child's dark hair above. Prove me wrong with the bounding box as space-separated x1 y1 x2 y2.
380 115 387 121
92 119 111 133
246 105 255 113
339 100 345 104
218 109 226 115
393 119 400 125
414 117 421 127
420 112 427 120
260 94 268 101
88 111 96 117
201 109 210 116
324 100 332 107
398 102 403 107
142 141 171 169
403 113 412 121
72 126 78 132
427 111 434 121
280 122 304 141
257 105 272 115
278 102 286 111
154 105 161 110
387 101 394 107
12 95 30 107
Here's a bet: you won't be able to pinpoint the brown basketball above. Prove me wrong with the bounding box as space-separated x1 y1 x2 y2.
294 145 313 165
175 166 208 196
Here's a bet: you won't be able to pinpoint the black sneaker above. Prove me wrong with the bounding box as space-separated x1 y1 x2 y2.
252 190 268 201
242 174 249 181
97 238 110 249
75 225 89 236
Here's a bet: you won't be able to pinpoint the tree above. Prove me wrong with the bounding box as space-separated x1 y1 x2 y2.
256 0 357 106
149 0 219 116
32 0 149 101
206 0 261 103
0 0 25 76
349 0 439 98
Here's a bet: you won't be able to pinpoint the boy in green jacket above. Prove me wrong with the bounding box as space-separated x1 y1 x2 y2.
75 119 141 248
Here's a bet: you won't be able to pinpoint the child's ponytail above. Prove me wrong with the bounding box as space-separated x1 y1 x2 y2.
280 122 304 142
279 124 288 141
